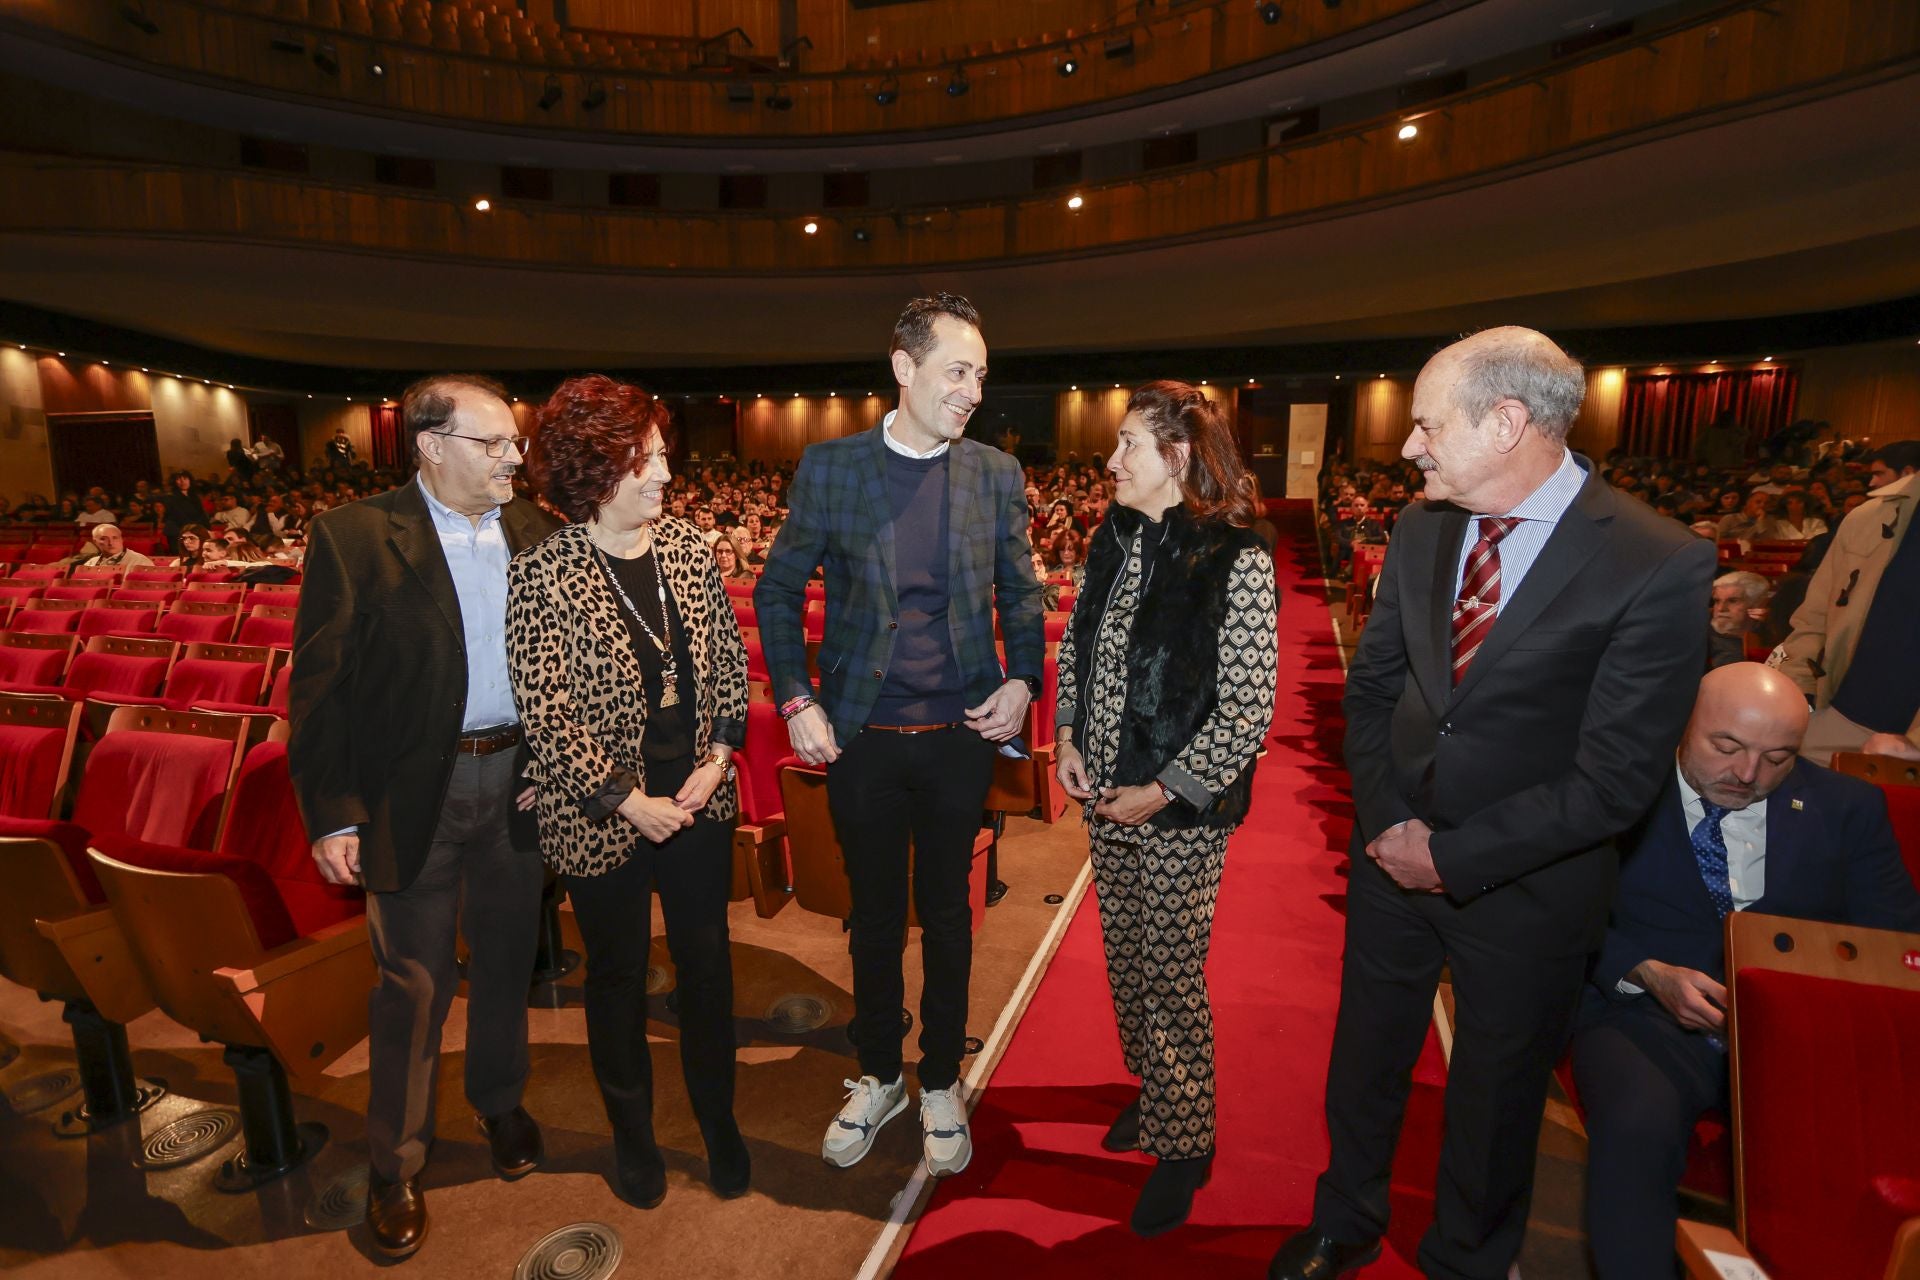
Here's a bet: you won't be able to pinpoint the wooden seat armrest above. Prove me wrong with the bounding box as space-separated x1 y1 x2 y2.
36 906 157 1023
735 820 792 919
215 915 373 1088
1676 1220 1768 1279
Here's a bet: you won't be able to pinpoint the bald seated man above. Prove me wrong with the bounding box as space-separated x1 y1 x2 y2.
72 523 154 569
1572 663 1920 1280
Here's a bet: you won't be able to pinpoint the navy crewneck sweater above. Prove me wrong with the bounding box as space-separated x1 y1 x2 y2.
874 448 965 725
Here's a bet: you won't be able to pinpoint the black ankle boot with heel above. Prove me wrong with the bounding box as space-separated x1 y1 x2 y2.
1128 1153 1213 1238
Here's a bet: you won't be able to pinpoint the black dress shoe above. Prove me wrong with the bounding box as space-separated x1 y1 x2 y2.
703 1121 751 1199
615 1150 668 1210
1128 1154 1212 1238
1266 1228 1382 1280
366 1172 428 1260
1100 1089 1143 1153
477 1106 543 1180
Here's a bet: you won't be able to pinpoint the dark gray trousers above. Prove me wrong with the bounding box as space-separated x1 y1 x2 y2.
364 748 544 1181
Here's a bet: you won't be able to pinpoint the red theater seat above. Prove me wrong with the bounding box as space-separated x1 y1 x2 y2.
71 705 249 849
0 632 74 689
1831 753 1920 891
217 733 364 935
236 604 296 646
157 603 239 644
76 601 161 639
1678 914 1920 1280
12 599 87 633
61 636 177 703
0 694 82 819
43 584 110 604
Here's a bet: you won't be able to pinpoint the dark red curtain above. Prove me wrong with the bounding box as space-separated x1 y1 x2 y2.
1621 366 1799 458
368 404 405 470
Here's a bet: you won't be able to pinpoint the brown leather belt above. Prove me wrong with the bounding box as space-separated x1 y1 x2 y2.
456 725 523 756
864 722 965 735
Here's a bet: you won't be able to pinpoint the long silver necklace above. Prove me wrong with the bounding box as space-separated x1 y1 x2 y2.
594 536 681 708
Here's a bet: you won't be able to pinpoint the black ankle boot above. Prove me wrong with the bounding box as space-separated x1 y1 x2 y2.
703 1120 751 1199
1101 1088 1144 1153
1128 1154 1212 1238
615 1147 667 1209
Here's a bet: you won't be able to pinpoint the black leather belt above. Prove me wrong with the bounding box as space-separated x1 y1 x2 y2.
456 725 522 756
865 722 964 735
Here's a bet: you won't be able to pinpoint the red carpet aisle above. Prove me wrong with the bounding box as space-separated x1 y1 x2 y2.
892 504 1446 1279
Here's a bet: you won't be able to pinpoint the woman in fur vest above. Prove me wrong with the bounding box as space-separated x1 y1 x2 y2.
1053 380 1280 1237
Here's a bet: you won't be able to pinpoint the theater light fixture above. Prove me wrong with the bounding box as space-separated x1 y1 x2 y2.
1058 52 1079 77
1067 194 1084 209
1397 122 1418 140
368 50 387 78
873 76 899 106
1258 2 1283 25
803 220 819 234
852 225 872 242
473 197 492 211
313 42 340 75
581 79 607 111
538 74 563 110
945 66 970 98
119 1 159 35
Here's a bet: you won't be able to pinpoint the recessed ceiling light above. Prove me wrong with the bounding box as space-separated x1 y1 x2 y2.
1070 385 1078 391
1397 123 1419 141
1067 194 1084 210
473 198 491 211
1247 378 1255 385
57 351 66 357
803 220 818 234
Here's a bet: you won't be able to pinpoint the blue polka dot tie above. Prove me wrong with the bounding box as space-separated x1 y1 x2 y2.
1691 801 1735 918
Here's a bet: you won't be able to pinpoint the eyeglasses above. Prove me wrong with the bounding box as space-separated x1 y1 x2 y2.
435 431 530 459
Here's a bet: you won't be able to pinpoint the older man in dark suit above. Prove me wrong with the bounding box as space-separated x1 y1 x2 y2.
1271 328 1718 1280
756 293 1045 1180
289 374 558 1260
1574 662 1920 1279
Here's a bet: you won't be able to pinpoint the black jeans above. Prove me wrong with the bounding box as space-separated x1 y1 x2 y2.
826 725 995 1091
563 756 736 1170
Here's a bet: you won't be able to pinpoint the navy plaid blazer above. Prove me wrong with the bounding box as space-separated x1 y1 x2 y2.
755 422 1047 744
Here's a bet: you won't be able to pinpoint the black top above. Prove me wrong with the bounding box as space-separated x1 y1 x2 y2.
602 547 697 763
874 448 966 725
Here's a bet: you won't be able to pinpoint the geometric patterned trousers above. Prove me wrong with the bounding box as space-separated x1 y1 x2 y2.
1088 824 1231 1160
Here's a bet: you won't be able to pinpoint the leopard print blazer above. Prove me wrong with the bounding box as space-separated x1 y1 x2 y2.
506 517 750 877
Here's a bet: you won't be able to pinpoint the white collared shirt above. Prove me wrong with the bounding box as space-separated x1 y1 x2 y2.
1675 765 1767 911
417 478 517 733
882 409 951 460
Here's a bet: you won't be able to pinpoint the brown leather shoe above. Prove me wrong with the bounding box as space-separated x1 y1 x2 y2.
477 1106 544 1180
366 1173 428 1260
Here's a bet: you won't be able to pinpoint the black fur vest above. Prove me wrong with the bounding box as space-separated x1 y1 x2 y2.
1068 502 1266 832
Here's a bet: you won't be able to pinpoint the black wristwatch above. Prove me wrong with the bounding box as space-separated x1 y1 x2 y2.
1016 674 1041 698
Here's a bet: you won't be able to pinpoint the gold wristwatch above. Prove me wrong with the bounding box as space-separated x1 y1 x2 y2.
703 748 736 782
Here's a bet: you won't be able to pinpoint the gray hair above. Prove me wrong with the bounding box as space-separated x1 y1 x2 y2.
90 523 122 539
1450 327 1587 443
1714 570 1771 606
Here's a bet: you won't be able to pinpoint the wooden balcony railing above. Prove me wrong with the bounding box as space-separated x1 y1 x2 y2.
0 0 1911 271
1 0 1443 138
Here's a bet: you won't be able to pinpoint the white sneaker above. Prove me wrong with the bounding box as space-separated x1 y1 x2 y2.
919 1086 972 1178
822 1075 907 1168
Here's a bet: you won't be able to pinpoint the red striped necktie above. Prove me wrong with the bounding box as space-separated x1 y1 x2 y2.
1450 516 1521 685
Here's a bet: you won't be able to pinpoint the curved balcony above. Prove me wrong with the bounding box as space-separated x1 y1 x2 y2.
0 0 1906 276
4 0 1450 139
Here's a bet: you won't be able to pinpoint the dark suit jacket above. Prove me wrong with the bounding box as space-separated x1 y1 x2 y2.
287 478 560 893
1344 456 1717 955
755 424 1046 744
1592 760 1920 994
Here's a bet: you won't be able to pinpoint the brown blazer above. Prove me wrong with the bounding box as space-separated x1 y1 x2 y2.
506 518 749 878
287 477 560 893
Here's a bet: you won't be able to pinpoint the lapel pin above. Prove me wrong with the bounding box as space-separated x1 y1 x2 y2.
1790 798 1804 811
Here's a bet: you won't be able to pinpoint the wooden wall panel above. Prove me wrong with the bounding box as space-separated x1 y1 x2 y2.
1796 340 1920 445
1052 382 1231 462
1567 366 1627 459
736 392 887 463
1351 376 1412 464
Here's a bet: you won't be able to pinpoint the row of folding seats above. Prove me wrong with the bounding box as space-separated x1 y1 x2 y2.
0 634 291 720
0 599 296 645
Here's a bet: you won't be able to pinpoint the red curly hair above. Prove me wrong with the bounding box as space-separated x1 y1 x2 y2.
530 375 675 523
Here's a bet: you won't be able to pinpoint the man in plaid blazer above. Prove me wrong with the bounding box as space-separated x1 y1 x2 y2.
756 293 1046 1179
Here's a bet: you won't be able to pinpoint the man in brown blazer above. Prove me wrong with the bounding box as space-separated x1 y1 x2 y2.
288 374 559 1260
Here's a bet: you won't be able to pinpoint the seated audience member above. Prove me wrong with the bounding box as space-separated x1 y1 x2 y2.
175 523 212 571
68 522 154 569
1029 551 1062 612
209 491 253 531
1867 439 1920 491
1715 490 1771 542
1749 461 1799 495
1706 571 1769 668
1772 445 1920 762
1760 489 1826 541
1687 518 1721 541
75 494 116 527
712 533 756 585
694 506 722 547
1333 494 1387 576
1570 663 1920 1280
1053 531 1087 589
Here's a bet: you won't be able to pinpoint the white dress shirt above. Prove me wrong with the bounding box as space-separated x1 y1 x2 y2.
1451 449 1585 612
882 409 951 460
418 479 517 733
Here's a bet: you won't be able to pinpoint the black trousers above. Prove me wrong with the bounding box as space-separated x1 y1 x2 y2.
364 748 544 1182
563 755 736 1170
1569 988 1728 1280
827 725 995 1091
1311 851 1588 1280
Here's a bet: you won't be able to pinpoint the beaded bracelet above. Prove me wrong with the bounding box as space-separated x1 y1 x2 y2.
778 694 816 721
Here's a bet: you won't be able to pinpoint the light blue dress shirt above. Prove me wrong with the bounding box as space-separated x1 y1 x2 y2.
419 479 518 732
1451 449 1586 613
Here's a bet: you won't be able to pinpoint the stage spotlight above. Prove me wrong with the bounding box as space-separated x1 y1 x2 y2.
473 198 492 212
119 2 159 35
945 66 970 98
538 74 562 110
764 84 795 111
1058 53 1079 77
1258 2 1282 24
1067 194 1084 210
1396 122 1418 140
368 51 387 78
313 42 339 75
873 76 899 106
803 220 819 235
581 79 606 110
